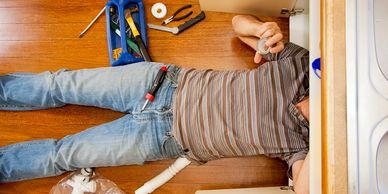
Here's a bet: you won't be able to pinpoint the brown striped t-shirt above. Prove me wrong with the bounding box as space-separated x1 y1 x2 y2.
172 43 309 177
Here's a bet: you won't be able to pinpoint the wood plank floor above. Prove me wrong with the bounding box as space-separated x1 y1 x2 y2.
0 0 290 193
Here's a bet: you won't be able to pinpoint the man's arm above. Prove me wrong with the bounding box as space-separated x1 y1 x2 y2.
232 15 310 193
292 153 309 194
232 15 284 63
232 15 264 37
293 97 310 194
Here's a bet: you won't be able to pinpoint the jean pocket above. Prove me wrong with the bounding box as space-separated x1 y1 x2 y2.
161 132 184 159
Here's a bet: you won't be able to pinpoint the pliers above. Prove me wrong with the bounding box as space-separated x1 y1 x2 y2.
162 4 193 25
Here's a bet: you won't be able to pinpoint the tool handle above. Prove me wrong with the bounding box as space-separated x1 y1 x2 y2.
177 11 205 33
110 21 141 54
173 4 192 17
135 36 152 62
126 15 140 37
126 12 152 62
147 66 168 99
79 7 106 38
173 10 193 21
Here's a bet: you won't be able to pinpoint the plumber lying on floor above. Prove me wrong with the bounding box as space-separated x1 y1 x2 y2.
0 15 310 194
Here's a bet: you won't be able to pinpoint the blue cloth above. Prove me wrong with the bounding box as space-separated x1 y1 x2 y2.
0 62 184 182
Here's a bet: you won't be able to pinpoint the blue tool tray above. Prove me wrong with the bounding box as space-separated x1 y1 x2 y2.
105 0 148 66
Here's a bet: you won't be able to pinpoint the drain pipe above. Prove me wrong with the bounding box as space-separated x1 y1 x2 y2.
135 157 191 194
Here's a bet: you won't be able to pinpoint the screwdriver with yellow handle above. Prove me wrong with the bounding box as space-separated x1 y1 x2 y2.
125 10 152 62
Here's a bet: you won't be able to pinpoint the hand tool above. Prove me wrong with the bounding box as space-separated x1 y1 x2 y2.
148 11 206 35
141 66 168 111
106 1 148 66
162 4 193 25
125 9 152 62
79 7 106 38
80 6 139 38
151 2 167 19
110 8 132 38
110 21 141 55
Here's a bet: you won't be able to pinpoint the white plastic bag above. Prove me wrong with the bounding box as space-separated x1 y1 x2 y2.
50 168 126 194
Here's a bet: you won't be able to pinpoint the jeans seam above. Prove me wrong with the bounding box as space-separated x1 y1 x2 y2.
132 110 172 121
0 141 50 158
118 71 127 112
6 73 34 78
0 104 37 108
48 73 58 107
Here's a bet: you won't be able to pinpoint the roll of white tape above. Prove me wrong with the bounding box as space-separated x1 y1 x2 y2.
151 3 167 19
256 38 270 55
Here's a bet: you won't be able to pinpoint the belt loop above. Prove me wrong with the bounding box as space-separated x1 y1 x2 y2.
166 66 180 86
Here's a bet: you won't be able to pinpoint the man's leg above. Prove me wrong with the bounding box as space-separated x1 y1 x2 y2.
0 111 183 182
0 62 178 112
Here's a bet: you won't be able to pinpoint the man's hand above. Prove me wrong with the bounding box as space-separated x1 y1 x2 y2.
232 15 285 63
253 22 284 63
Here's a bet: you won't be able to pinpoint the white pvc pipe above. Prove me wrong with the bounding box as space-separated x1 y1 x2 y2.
135 157 191 194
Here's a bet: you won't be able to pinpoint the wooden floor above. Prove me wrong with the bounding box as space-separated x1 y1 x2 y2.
0 0 290 193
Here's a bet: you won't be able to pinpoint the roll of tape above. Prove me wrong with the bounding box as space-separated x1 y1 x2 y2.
256 38 270 55
151 3 167 19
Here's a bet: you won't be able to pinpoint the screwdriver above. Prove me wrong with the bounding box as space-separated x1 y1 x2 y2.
79 7 106 38
125 9 152 62
141 66 168 111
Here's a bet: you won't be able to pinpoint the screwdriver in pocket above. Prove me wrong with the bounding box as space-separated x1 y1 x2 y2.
141 66 168 111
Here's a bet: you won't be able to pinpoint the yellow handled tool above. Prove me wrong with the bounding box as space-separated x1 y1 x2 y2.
125 10 152 62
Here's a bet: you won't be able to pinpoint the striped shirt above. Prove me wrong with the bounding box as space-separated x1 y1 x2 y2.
172 43 309 176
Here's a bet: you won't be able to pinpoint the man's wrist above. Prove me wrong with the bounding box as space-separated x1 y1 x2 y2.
249 22 263 38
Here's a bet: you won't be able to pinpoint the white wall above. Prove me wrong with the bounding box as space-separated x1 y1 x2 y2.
309 0 322 193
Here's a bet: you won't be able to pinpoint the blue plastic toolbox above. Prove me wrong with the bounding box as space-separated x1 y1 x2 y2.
105 0 148 66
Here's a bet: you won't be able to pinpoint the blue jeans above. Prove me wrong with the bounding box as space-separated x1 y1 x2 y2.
0 62 184 182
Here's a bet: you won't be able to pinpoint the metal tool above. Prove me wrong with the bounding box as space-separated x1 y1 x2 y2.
148 11 206 35
141 66 168 111
110 21 141 55
110 6 139 38
80 6 139 38
162 4 193 25
125 9 152 62
79 7 106 38
148 24 179 34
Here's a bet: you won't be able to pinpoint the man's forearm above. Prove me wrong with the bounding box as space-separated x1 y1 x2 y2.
292 153 310 194
232 15 263 37
236 36 260 52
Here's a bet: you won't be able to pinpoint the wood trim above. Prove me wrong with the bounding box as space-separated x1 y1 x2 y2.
321 0 348 193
